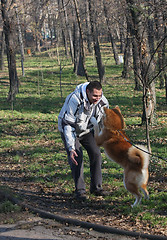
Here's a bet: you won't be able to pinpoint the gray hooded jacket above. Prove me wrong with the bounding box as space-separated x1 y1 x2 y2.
58 82 109 151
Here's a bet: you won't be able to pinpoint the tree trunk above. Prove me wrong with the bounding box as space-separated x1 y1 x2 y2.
126 0 157 152
61 29 69 57
122 20 131 78
1 0 19 101
103 0 120 65
162 0 167 102
132 37 142 90
127 0 156 115
154 0 166 88
85 0 92 53
88 0 105 83
119 21 125 54
72 0 88 80
15 4 25 77
0 30 5 70
62 0 74 62
77 48 86 76
163 20 167 103
73 23 79 74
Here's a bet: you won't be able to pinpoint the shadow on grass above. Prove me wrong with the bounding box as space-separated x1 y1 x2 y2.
0 96 63 113
0 95 144 114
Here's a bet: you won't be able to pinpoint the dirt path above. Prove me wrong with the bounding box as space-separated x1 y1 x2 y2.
0 214 148 240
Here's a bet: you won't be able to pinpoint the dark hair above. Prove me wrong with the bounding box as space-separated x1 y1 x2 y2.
86 81 102 92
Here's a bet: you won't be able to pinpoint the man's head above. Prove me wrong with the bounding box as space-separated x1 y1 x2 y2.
86 81 102 104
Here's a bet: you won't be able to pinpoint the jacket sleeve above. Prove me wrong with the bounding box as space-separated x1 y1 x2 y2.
63 125 76 151
62 95 80 151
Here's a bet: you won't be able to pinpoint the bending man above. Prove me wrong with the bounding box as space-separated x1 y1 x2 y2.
58 81 109 200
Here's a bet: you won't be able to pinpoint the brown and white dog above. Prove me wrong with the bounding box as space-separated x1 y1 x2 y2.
91 106 149 207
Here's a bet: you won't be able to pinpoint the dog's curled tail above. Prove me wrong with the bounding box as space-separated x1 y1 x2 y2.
128 145 149 168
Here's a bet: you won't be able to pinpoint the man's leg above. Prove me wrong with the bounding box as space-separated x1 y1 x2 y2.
61 133 86 196
79 132 103 193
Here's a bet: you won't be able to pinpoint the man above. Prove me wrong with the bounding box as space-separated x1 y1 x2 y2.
58 81 109 200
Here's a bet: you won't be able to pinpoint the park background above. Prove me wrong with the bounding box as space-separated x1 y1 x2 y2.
0 0 167 238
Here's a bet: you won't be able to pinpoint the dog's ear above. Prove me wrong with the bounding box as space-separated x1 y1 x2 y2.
115 105 121 113
112 106 126 129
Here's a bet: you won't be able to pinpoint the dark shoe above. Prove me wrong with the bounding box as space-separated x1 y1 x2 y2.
90 189 109 196
75 192 87 201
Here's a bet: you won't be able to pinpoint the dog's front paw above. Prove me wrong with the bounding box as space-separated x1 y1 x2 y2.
90 117 97 126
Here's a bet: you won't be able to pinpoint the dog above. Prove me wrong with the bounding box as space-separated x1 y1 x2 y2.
91 106 149 207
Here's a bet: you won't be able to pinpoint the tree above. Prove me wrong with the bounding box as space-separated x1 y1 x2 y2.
122 19 132 79
72 0 88 80
29 0 49 52
0 30 5 70
102 0 120 65
126 0 157 152
1 0 19 101
154 0 166 89
61 0 74 62
15 3 25 76
57 0 70 57
88 0 105 83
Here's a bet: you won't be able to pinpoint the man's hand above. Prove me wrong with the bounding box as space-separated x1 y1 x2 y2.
70 149 78 165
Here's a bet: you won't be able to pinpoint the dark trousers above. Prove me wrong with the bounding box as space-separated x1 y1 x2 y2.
61 131 103 194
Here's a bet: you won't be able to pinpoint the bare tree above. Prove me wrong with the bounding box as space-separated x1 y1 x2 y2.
72 0 88 80
29 0 49 52
154 0 166 89
88 0 105 83
1 0 19 102
102 0 120 65
0 30 5 70
122 19 132 79
15 3 25 76
62 0 74 62
85 0 92 53
57 0 70 56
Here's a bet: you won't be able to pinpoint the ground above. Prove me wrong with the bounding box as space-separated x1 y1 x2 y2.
0 157 166 239
0 201 150 240
0 213 145 240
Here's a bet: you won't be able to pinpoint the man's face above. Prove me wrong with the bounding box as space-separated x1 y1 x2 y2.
86 88 102 104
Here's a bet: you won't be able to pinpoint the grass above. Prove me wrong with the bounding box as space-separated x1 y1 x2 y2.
0 200 21 213
0 46 167 232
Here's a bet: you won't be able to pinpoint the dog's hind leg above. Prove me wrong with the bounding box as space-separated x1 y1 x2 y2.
131 194 142 208
124 181 142 208
141 184 149 200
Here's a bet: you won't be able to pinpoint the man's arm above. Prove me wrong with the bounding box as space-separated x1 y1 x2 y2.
62 96 81 165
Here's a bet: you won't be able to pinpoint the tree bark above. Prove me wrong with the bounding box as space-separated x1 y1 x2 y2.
85 0 92 53
62 0 74 62
146 1 155 55
0 30 5 70
127 0 156 119
132 37 142 90
1 0 19 101
73 23 79 74
15 4 25 77
102 0 120 65
126 0 157 152
122 20 131 78
154 0 166 88
88 0 105 83
72 0 88 80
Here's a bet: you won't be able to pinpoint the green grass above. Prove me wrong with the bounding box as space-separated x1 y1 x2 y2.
0 200 21 213
0 46 167 231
